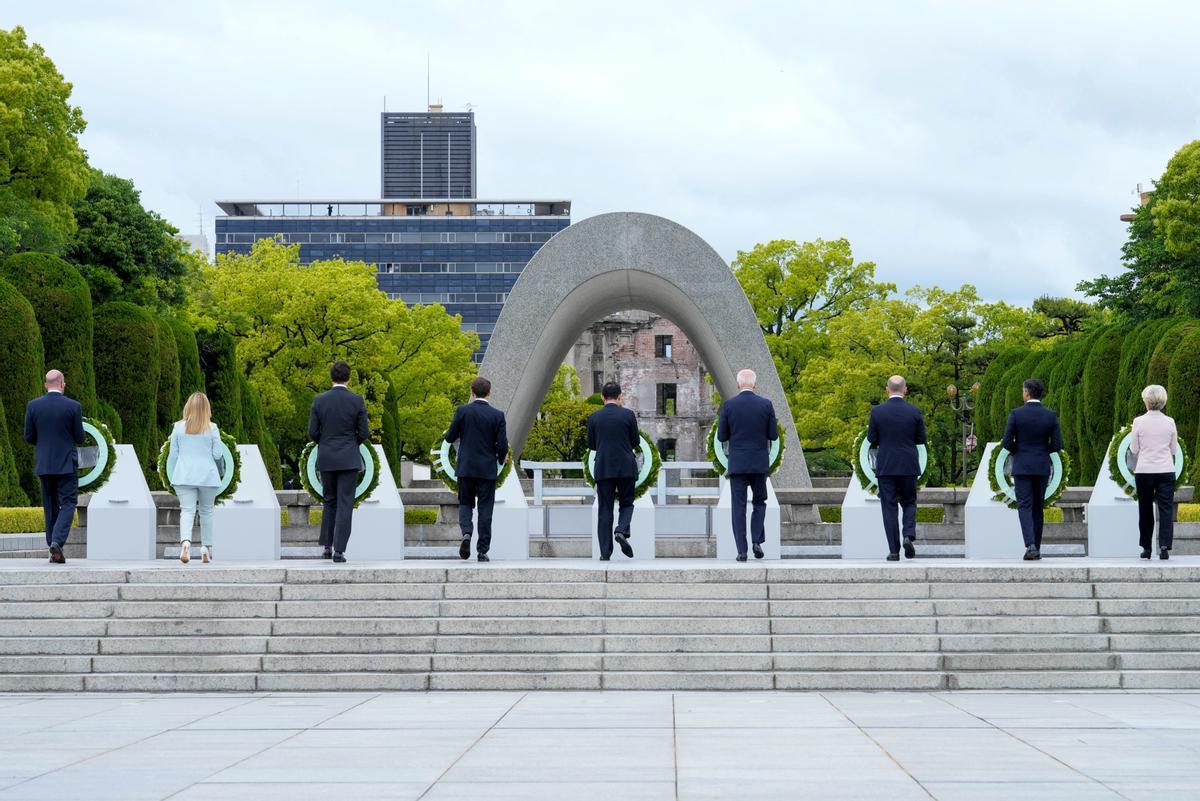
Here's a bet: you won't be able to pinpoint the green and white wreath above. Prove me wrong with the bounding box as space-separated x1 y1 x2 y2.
851 428 930 495
157 431 243 504
298 442 380 506
1107 424 1188 499
706 420 786 478
584 429 662 500
987 446 1069 509
78 417 117 493
430 438 514 493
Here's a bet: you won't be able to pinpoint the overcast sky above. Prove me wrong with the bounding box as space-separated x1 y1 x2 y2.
12 1 1200 304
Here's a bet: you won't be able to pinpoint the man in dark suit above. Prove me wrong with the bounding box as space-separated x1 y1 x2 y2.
586 381 639 560
717 369 779 562
867 375 927 561
23 370 85 564
308 360 370 563
444 376 509 562
1001 378 1063 561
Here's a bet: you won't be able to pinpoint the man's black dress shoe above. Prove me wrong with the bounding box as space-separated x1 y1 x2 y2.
459 537 471 560
599 555 611 561
753 543 764 559
903 538 916 559
322 547 333 560
477 553 490 562
1160 548 1170 560
615 532 634 559
886 553 900 562
1140 549 1151 560
1023 546 1040 561
332 552 346 563
49 544 65 564
736 553 748 562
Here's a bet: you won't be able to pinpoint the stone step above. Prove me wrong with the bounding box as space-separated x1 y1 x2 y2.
942 652 1117 671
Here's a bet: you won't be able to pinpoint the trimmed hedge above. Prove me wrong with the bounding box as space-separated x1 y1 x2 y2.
1167 329 1200 481
0 253 97 415
381 379 403 486
239 375 282 488
95 399 123 442
405 508 438 525
981 349 1027 442
0 396 28 506
197 329 243 441
1057 334 1095 482
94 302 160 468
819 506 946 524
1147 320 1198 390
1079 327 1125 483
1115 319 1176 425
153 316 181 444
0 507 77 532
165 317 203 406
1004 350 1046 416
0 277 46 501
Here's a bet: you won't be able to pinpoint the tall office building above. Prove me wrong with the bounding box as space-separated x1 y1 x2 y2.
380 105 476 198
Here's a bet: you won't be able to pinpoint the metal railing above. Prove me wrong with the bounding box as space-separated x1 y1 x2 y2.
519 461 719 506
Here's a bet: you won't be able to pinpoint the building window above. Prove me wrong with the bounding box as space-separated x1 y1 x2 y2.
592 371 604 393
656 383 677 416
592 336 604 356
655 335 673 359
657 438 677 462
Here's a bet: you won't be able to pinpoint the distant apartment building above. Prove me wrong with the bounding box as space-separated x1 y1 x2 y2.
568 311 717 461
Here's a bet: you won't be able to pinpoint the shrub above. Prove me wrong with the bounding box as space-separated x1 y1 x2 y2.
979 349 1026 443
1115 319 1178 426
154 316 180 442
819 506 945 524
0 277 46 500
1079 327 1125 483
197 329 243 441
381 379 403 485
239 375 281 488
0 507 77 532
1056 334 1095 482
1004 350 1047 416
405 508 438 525
93 302 160 467
1147 320 1198 390
1168 329 1200 481
95 399 123 442
0 396 28 506
165 317 203 406
0 252 97 414
1179 504 1200 523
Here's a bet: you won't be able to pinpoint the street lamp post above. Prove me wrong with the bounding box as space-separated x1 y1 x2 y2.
947 382 981 488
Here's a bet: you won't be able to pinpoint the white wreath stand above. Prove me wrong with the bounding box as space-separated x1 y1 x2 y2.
485 470 530 561
964 442 1027 560
211 445 280 561
86 444 156 560
346 445 405 561
1086 442 1141 557
840 476 885 559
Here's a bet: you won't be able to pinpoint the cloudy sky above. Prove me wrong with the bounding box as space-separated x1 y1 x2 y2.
12 1 1200 303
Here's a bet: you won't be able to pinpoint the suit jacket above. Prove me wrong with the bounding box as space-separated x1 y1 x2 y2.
1001 401 1063 477
23 391 85 476
308 386 370 472
444 399 508 480
717 390 779 476
867 396 927 477
586 403 639 480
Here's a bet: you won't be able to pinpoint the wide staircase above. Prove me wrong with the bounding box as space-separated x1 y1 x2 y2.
1 562 1199 691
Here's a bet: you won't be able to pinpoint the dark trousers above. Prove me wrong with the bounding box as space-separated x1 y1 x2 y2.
877 474 917 555
595 477 635 559
730 472 768 556
319 469 357 553
1135 472 1175 551
458 476 496 555
1014 474 1049 548
39 473 78 549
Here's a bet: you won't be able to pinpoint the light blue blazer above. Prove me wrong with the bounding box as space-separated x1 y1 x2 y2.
167 420 222 488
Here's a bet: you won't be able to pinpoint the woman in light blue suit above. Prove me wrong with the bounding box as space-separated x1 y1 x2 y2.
168 392 222 564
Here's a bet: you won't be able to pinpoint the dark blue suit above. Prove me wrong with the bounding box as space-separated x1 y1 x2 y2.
586 403 639 559
1001 401 1063 549
23 391 85 548
308 386 370 553
867 396 927 554
717 390 779 556
445 399 508 554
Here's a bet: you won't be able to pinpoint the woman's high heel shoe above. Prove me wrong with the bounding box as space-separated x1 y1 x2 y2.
180 541 190 564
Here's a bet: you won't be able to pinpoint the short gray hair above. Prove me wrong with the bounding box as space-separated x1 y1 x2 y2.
736 369 757 388
887 375 906 393
1142 384 1168 411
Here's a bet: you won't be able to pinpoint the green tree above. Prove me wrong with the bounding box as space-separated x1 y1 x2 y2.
1031 295 1100 337
196 328 243 441
0 27 89 256
0 252 96 413
1114 318 1177 426
1054 334 1095 482
1147 320 1199 389
380 379 403 485
164 316 203 405
239 374 281 488
0 276 44 499
0 396 28 505
1079 140 1200 319
64 169 196 308
1167 329 1200 480
189 239 477 471
522 401 593 464
94 302 160 469
153 316 180 444
1079 327 1125 482
976 349 1025 443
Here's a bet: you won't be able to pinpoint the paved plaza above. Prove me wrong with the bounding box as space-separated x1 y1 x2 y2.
0 691 1199 799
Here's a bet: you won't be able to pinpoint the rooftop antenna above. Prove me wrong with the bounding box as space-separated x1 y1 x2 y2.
426 53 430 108
383 95 387 112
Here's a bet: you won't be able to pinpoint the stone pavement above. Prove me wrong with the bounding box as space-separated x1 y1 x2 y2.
1 691 1199 799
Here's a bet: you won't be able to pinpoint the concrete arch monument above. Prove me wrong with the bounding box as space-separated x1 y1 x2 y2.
479 212 811 487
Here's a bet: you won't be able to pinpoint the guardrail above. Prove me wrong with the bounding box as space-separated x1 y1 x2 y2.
519 460 720 506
